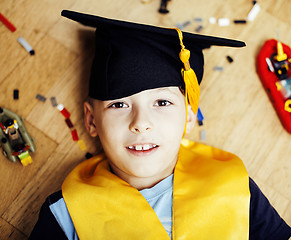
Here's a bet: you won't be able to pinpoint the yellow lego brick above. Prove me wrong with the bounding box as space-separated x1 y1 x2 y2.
21 156 33 166
78 139 87 151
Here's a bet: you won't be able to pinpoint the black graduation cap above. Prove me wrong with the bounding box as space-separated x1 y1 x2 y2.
61 10 245 101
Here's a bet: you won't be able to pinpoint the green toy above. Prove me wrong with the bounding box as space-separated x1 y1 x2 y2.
0 107 35 166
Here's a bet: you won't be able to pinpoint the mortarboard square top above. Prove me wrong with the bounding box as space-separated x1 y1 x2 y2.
61 10 245 101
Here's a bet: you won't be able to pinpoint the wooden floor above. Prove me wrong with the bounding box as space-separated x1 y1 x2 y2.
0 0 290 238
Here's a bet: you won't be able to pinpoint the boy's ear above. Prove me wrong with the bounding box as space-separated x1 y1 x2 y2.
84 101 98 137
186 105 196 134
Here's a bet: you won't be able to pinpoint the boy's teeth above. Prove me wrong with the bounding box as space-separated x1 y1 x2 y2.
128 144 157 151
143 144 150 150
136 145 143 151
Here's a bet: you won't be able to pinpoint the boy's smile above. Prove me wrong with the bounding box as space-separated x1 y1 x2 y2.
84 86 195 189
126 143 159 156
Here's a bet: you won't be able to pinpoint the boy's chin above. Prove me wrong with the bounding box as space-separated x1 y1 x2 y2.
129 164 175 179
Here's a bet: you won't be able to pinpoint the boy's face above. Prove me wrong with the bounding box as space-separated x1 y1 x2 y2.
84 87 195 189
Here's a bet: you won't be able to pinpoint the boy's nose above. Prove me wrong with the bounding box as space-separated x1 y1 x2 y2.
129 109 153 134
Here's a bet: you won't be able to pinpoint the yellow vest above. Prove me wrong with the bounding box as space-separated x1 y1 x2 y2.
62 139 250 239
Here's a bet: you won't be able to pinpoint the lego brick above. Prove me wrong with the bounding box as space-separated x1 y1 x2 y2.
213 66 224 71
50 97 58 107
85 152 93 159
200 129 206 141
13 89 19 100
36 94 47 102
57 104 71 118
78 139 87 151
65 118 74 129
226 55 234 63
71 129 79 141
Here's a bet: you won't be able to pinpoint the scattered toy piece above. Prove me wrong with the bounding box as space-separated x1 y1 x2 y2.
226 55 234 63
0 107 35 165
56 104 82 142
197 107 204 122
234 20 247 24
197 108 204 126
13 89 19 100
182 20 191 28
65 118 74 129
50 97 58 107
195 25 203 33
158 0 170 14
78 139 87 151
214 66 224 71
17 37 35 55
209 17 216 24
176 20 191 30
247 3 260 21
0 12 16 32
194 17 203 22
36 94 46 102
57 104 71 118
257 38 291 134
71 129 79 141
218 18 230 26
85 152 93 159
200 129 206 141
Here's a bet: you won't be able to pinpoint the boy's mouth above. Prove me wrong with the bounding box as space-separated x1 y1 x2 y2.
126 144 159 151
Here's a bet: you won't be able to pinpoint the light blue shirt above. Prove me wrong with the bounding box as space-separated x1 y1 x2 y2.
140 174 173 238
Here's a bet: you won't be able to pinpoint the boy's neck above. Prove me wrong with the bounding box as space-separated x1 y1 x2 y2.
109 163 176 191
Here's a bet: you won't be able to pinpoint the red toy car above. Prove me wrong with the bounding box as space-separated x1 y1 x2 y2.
257 39 291 134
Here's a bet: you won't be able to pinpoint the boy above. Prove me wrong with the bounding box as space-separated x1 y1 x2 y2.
29 10 291 239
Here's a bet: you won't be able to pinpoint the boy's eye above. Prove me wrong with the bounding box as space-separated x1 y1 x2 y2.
154 100 172 107
108 102 129 108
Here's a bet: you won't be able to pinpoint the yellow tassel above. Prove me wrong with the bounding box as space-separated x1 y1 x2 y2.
173 28 200 135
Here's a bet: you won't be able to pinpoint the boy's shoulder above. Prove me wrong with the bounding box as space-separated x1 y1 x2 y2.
249 178 291 239
29 191 77 240
46 190 63 204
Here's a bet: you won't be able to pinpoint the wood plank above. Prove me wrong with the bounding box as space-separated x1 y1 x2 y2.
0 217 27 240
0 121 58 216
284 202 291 226
264 0 291 23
